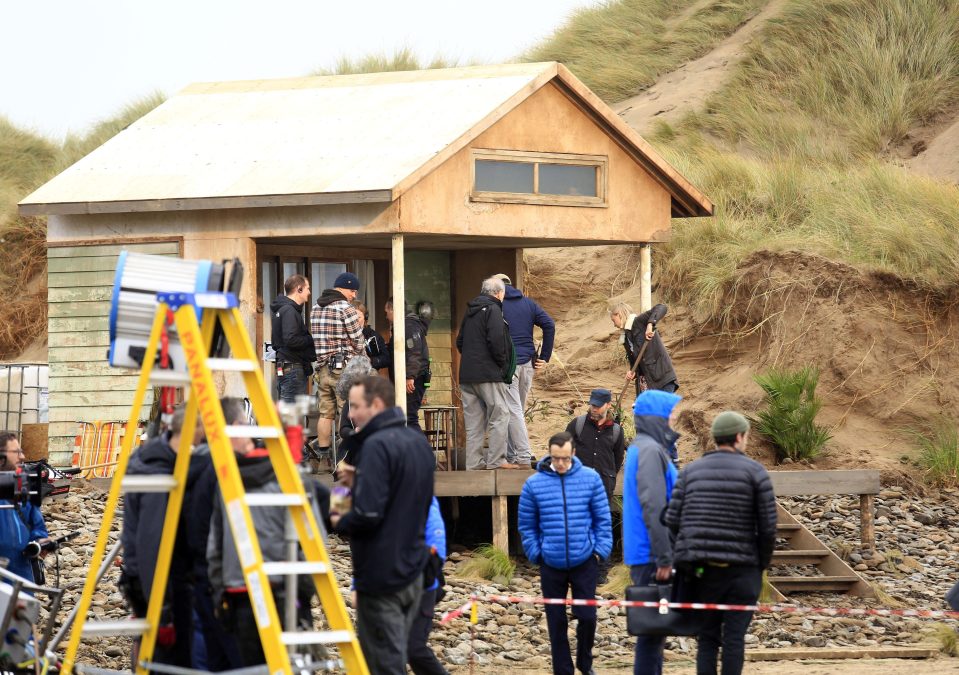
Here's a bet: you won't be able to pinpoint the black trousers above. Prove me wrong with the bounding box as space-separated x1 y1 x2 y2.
219 589 311 667
406 375 427 431
407 587 448 675
540 556 599 675
694 565 761 675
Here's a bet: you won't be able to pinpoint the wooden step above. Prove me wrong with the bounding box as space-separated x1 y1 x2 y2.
767 576 861 593
771 549 830 565
776 522 802 533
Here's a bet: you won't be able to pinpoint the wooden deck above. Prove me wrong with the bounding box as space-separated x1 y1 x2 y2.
314 468 881 551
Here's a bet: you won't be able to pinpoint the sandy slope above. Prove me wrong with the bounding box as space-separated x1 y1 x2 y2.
522 247 959 478
615 0 788 133
909 113 959 184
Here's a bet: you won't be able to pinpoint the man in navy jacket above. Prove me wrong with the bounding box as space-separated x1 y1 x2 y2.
494 273 555 467
519 432 611 675
332 375 435 674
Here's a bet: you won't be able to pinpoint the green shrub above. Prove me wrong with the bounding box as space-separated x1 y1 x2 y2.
751 366 831 462
457 544 516 583
912 418 959 487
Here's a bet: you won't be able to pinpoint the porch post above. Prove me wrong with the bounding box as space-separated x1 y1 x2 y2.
640 243 652 312
391 234 407 415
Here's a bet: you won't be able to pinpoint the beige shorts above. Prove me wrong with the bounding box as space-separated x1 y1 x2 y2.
314 366 343 419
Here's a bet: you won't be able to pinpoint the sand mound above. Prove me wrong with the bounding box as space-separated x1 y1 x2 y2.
525 247 959 480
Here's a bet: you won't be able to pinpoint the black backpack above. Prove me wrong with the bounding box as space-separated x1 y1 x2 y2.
573 414 623 449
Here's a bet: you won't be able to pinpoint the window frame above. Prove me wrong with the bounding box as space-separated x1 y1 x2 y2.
470 149 608 208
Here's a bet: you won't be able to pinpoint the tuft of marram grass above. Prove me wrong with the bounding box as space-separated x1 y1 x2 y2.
598 564 631 596
910 418 959 487
932 622 958 656
457 544 516 583
314 47 461 76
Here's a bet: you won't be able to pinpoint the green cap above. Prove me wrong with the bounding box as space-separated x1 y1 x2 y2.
711 411 750 438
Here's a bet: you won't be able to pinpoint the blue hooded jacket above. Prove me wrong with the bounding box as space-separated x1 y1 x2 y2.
425 497 446 591
518 456 612 569
623 391 681 567
0 500 47 580
502 285 555 365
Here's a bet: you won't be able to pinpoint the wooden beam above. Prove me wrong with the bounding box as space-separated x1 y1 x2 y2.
860 493 875 553
434 471 496 497
769 470 880 496
746 647 935 661
640 244 652 312
392 234 407 415
491 496 509 552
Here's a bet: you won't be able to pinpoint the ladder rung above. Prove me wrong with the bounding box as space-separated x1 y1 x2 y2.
149 370 191 386
121 475 177 493
207 357 256 372
225 425 281 439
262 561 329 576
83 618 150 636
280 630 354 646
246 493 305 507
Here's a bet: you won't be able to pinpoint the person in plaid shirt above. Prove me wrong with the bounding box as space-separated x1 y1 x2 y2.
310 272 364 458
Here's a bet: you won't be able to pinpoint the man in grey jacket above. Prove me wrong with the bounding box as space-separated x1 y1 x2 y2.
207 398 328 667
609 301 678 394
665 411 777 675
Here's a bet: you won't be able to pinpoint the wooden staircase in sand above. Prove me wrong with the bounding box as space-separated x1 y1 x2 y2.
766 503 874 601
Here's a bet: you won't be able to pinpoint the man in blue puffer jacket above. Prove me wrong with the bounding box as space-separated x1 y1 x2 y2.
519 431 612 675
622 389 682 675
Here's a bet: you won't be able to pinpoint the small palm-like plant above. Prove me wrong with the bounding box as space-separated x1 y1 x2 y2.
751 367 831 462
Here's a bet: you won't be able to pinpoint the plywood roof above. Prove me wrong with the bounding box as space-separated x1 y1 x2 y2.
21 62 712 218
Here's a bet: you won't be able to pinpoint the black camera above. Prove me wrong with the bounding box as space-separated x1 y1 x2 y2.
22 530 80 559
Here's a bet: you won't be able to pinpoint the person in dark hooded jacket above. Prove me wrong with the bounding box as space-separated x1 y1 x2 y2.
384 298 433 431
455 277 517 470
609 302 678 394
269 274 316 402
121 406 209 668
622 389 682 675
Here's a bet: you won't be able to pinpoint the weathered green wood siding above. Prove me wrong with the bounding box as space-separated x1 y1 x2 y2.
47 241 180 463
404 251 453 407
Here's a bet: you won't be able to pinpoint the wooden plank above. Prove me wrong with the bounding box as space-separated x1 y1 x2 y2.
48 316 110 333
48 270 119 288
49 405 147 424
48 256 137 273
47 241 180 258
48 331 110 348
49 301 111 318
491 496 509 552
55 390 141 407
769 470 880 496
49 286 113 303
51 376 140 393
425 333 452 349
434 470 495 497
49 346 109 363
50 362 129 378
746 648 935 662
495 468 535 495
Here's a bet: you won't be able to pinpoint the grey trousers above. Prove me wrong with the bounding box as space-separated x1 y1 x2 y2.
505 361 534 464
460 381 510 470
355 577 422 675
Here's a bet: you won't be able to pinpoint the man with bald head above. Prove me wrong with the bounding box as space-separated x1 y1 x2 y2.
455 277 518 470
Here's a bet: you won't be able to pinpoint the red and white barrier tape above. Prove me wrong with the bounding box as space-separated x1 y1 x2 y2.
439 593 959 623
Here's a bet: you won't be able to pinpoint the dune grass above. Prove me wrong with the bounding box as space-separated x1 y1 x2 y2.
910 418 959 487
457 544 516 583
690 0 959 162
313 47 461 76
524 0 767 101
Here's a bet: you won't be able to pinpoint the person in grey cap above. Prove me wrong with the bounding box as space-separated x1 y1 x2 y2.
565 388 624 501
310 272 364 465
665 411 777 675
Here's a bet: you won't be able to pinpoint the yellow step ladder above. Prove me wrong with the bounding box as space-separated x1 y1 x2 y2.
62 291 368 675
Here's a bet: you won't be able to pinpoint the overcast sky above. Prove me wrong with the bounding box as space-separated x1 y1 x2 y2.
1 0 595 140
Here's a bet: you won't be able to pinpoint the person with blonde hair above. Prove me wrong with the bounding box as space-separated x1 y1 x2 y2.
609 301 678 395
